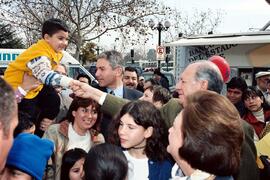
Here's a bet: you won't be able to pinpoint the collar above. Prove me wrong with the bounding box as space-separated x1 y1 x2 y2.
106 85 124 98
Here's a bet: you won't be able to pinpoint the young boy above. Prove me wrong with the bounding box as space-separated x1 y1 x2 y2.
1 133 54 180
4 18 74 137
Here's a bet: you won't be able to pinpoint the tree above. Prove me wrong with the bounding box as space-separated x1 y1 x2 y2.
0 0 171 59
0 23 24 48
80 42 96 65
163 8 223 42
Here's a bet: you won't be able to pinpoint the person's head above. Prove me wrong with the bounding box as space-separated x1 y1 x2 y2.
95 50 124 88
14 111 35 137
0 77 18 171
2 133 54 180
76 74 91 85
114 100 168 161
138 76 144 85
226 77 247 104
84 143 128 180
143 78 160 91
255 71 270 92
66 97 101 133
153 69 162 81
167 91 243 176
140 85 171 108
61 148 87 180
123 67 139 89
42 18 69 53
175 61 223 106
243 86 268 112
55 63 67 76
54 63 68 92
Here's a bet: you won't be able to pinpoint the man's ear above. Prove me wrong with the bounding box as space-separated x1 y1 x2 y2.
115 66 123 76
201 80 209 90
144 126 153 139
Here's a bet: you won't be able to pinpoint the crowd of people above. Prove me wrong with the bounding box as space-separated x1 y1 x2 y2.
0 16 270 180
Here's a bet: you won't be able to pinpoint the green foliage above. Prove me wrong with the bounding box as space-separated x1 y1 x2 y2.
80 42 97 65
0 23 24 48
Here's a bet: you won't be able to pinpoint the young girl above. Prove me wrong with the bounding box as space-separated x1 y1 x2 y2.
110 100 173 180
84 143 128 180
243 86 270 138
61 148 87 180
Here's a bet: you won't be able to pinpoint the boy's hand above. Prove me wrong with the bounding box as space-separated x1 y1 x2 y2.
21 73 41 92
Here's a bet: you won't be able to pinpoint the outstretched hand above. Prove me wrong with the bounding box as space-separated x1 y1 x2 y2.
69 80 93 98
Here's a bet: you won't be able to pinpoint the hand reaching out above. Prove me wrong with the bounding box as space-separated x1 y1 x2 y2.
69 80 93 98
69 80 105 103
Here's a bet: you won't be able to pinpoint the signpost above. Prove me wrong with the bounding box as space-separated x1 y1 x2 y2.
156 46 165 61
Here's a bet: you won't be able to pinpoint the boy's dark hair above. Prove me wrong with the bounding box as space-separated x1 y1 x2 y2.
227 77 247 92
14 111 34 137
42 18 69 38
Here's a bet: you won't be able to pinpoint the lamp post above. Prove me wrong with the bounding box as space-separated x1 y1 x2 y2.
149 20 171 69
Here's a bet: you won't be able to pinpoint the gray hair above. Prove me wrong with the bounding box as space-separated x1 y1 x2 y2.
194 62 223 94
0 78 16 136
97 50 124 69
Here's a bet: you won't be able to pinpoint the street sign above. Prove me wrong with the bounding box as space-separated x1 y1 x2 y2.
156 46 165 61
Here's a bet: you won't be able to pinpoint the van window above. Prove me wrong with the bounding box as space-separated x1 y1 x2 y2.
68 66 86 79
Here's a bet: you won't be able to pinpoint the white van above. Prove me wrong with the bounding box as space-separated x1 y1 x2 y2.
0 49 97 83
167 31 270 86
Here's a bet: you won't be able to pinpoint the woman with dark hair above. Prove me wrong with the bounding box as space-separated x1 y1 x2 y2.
168 91 244 179
61 148 87 180
84 143 128 180
243 86 270 138
43 97 104 180
109 100 173 180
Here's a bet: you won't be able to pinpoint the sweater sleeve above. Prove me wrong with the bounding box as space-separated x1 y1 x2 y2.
27 56 73 88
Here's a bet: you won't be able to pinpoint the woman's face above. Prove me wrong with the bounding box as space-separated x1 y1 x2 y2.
118 113 152 149
72 104 98 131
69 158 85 180
167 111 184 160
244 95 263 112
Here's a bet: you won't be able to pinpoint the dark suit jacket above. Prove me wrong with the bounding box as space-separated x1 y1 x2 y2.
97 85 142 140
102 95 259 180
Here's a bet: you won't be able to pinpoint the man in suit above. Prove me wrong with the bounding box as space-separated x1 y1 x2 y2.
71 60 259 180
94 50 142 139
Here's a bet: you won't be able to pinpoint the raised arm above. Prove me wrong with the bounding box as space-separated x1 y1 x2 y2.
71 80 128 116
27 56 74 88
